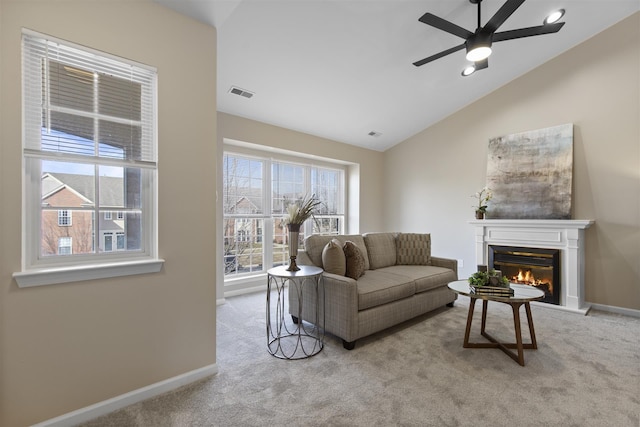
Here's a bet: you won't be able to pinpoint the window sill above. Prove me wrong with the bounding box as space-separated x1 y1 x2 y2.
13 259 165 288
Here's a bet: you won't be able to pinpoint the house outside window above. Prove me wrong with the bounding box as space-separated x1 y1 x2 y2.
223 152 345 279
19 30 158 284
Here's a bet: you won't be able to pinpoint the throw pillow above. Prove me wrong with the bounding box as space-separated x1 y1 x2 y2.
322 238 346 276
396 233 431 265
363 232 397 269
343 240 366 280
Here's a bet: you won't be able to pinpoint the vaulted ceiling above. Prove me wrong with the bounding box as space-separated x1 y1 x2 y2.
156 0 639 151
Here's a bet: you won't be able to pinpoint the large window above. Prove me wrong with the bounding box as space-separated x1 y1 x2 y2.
20 30 158 279
223 152 344 278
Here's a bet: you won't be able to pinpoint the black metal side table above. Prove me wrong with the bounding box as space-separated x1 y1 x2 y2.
266 265 324 359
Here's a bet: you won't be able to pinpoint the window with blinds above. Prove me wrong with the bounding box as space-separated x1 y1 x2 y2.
21 30 158 271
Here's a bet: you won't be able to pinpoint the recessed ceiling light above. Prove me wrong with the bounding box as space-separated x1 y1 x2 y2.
544 9 565 25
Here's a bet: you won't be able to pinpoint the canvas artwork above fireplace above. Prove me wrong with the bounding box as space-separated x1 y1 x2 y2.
486 123 573 220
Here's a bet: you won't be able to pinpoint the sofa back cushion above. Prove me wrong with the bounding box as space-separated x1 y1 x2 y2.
363 232 397 269
343 241 366 279
322 239 346 275
396 233 431 265
304 234 370 270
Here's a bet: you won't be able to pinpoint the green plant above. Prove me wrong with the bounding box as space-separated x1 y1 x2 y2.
472 187 493 213
468 269 509 287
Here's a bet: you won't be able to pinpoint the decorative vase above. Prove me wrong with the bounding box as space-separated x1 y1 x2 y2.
475 210 485 220
286 223 301 271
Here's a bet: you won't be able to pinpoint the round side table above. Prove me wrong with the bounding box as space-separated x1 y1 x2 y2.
266 265 324 359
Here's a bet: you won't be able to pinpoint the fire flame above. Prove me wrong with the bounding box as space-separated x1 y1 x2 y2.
511 269 553 293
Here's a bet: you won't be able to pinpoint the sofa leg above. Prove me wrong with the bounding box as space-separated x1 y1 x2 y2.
446 302 454 307
342 340 356 350
291 315 299 324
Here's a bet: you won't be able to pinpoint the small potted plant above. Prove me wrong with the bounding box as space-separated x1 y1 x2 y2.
472 187 493 219
468 269 513 296
468 269 509 288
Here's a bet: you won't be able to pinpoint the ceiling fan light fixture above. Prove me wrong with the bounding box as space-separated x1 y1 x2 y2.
462 65 476 76
544 9 565 25
465 32 492 62
466 46 492 61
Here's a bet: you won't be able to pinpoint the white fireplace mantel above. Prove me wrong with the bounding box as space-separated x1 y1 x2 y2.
470 219 594 314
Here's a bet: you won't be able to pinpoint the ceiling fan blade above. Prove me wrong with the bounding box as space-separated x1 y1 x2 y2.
413 43 466 67
493 22 564 42
483 0 526 33
419 12 473 39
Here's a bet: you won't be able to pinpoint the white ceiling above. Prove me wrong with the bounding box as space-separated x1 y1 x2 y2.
156 0 639 151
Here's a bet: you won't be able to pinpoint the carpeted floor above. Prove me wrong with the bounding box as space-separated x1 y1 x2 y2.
82 290 640 427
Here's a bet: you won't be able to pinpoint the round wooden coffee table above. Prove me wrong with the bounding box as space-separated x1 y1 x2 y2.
448 280 545 366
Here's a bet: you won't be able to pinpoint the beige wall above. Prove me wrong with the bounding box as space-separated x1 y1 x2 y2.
0 1 218 425
384 13 640 310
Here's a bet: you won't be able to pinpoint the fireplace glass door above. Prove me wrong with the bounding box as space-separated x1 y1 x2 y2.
489 245 560 305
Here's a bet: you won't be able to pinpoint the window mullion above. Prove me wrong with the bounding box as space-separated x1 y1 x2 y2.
93 71 101 254
304 165 313 237
264 158 273 269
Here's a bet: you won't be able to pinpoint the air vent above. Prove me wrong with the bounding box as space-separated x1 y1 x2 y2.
229 86 254 99
368 131 382 137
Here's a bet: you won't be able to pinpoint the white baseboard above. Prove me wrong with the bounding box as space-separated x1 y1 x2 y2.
224 283 267 298
32 363 218 427
589 302 640 318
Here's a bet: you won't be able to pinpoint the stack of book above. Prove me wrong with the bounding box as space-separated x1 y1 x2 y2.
470 284 514 296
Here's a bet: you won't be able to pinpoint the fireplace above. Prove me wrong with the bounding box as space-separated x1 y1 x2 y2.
471 219 594 314
489 245 560 305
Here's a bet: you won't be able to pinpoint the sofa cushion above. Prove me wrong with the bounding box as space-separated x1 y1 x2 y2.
396 233 431 265
356 270 416 310
322 239 346 275
363 232 397 269
305 234 370 270
379 265 457 293
343 241 366 280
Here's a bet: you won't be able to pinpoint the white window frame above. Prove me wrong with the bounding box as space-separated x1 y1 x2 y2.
223 150 345 283
14 30 162 288
104 211 112 220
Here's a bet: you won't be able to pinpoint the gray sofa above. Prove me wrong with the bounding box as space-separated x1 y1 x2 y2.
290 232 458 350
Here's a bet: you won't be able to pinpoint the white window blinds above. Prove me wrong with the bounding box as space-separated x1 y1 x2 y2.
22 30 157 167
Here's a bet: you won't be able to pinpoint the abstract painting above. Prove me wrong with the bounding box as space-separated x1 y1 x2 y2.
486 124 573 219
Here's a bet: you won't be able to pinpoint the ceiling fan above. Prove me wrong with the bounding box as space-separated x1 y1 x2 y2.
413 0 565 74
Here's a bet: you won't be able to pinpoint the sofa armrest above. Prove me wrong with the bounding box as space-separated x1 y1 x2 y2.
431 256 458 278
318 273 360 343
288 261 360 343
